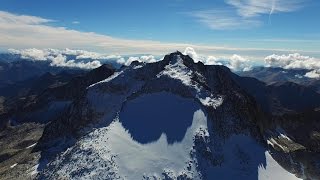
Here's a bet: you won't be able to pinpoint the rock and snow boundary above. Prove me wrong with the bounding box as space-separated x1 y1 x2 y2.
38 52 302 180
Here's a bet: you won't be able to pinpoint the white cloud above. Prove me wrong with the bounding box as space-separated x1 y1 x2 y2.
0 11 53 25
183 47 222 65
117 55 159 66
227 54 252 71
8 48 49 61
0 10 314 58
305 70 320 79
226 0 303 18
9 48 102 69
49 54 101 69
22 46 250 72
72 21 80 24
183 47 250 71
0 10 222 55
11 47 319 76
189 0 304 30
190 9 261 30
0 10 190 54
265 53 320 69
184 47 200 62
204 56 222 66
9 47 163 68
265 53 320 79
61 48 121 60
116 58 126 65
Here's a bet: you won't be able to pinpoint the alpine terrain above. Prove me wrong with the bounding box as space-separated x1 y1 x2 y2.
1 51 318 179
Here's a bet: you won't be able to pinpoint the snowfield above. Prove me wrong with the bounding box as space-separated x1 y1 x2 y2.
44 92 208 179
258 152 301 180
42 92 301 180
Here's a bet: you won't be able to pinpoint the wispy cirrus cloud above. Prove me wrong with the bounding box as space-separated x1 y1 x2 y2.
0 11 53 25
0 10 194 54
226 0 304 17
190 9 261 30
0 10 317 59
189 0 305 30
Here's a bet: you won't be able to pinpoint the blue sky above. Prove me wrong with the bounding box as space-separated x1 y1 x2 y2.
0 0 320 60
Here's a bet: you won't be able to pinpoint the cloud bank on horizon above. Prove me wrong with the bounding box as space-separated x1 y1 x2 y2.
8 47 320 79
7 47 254 72
8 48 159 69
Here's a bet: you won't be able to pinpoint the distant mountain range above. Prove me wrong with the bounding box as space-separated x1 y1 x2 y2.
239 66 320 93
0 60 74 87
0 52 319 179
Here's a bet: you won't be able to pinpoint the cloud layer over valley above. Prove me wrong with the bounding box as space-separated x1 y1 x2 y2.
265 53 320 78
7 47 320 79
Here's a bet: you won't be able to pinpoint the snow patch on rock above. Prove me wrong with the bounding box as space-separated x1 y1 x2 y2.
88 71 123 88
157 55 199 91
29 164 39 176
10 163 17 168
26 143 37 149
198 96 223 108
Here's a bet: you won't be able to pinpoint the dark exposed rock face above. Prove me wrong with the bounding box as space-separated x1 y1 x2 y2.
233 76 320 115
31 64 115 157
2 65 114 147
1 64 115 125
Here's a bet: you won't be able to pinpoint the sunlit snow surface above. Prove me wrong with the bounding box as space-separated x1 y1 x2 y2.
111 93 207 179
106 113 205 179
47 92 207 179
258 152 301 180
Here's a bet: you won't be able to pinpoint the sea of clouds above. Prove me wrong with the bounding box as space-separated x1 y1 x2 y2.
7 47 320 79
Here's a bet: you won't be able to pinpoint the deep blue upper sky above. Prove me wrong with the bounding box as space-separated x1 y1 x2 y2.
0 0 319 59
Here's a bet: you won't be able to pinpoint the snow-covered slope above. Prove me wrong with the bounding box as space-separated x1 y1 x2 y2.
37 52 302 179
259 152 302 180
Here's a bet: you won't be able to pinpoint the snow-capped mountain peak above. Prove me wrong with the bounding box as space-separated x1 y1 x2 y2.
36 51 302 180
